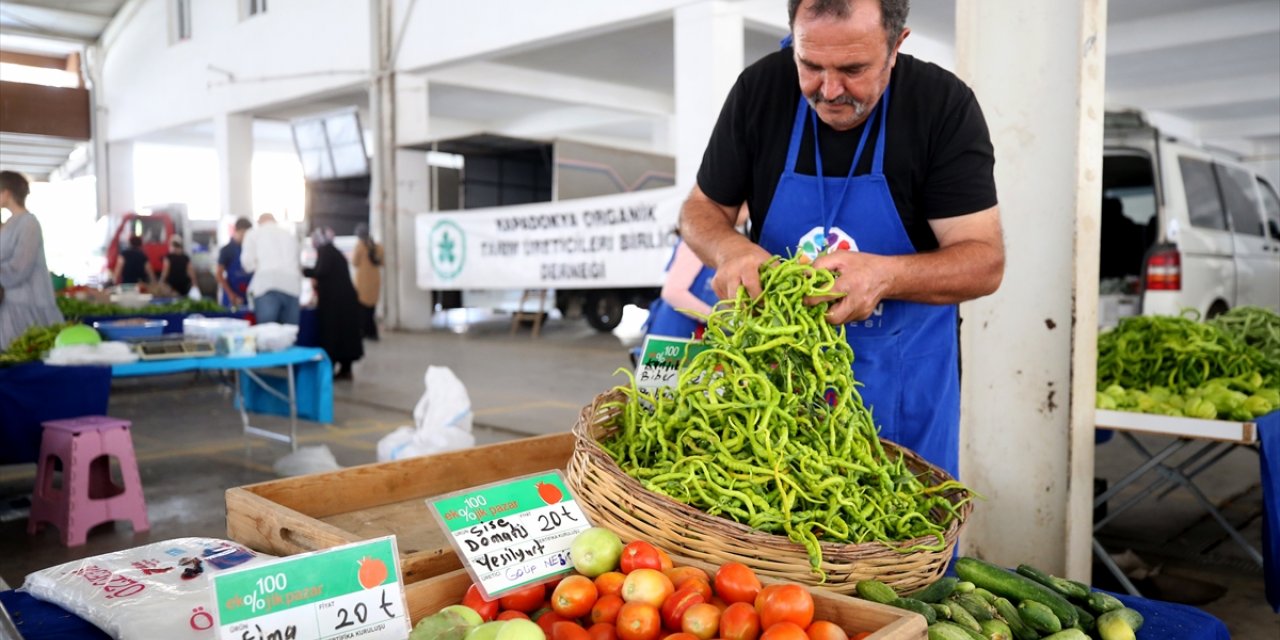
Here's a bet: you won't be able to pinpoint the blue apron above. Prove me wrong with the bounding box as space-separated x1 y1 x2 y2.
757 86 961 477
645 242 719 340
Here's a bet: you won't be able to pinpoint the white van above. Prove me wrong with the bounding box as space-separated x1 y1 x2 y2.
1100 111 1280 326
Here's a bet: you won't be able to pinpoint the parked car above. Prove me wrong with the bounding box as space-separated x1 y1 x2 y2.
1100 111 1280 326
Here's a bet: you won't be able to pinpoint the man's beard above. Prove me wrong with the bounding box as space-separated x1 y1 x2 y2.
805 93 870 129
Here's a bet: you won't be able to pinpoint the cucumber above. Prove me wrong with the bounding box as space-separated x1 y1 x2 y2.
992 597 1038 640
928 622 984 640
932 603 954 620
946 598 983 632
893 597 938 624
977 619 1012 640
1040 631 1089 640
1096 608 1144 640
915 576 961 603
952 593 995 621
955 581 977 594
1086 590 1125 615
954 557 1078 628
972 587 998 604
1015 564 1091 600
1071 604 1096 632
1017 600 1062 634
856 579 899 605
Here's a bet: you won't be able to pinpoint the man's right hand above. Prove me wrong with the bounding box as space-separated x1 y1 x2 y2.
711 241 771 300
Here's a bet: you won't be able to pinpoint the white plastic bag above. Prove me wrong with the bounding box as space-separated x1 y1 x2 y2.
21 538 275 640
273 444 342 477
44 342 140 366
376 366 475 462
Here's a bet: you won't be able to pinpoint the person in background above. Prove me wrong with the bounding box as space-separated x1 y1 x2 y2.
160 237 198 298
216 217 253 308
0 170 64 350
114 234 154 286
351 223 384 341
303 228 363 380
239 213 301 325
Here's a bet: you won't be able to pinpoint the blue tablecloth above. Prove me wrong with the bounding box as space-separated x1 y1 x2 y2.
112 346 333 424
0 363 112 465
0 590 108 640
1255 410 1280 612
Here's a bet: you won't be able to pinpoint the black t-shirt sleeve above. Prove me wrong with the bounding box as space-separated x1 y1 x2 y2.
696 74 752 208
218 244 234 268
917 82 998 219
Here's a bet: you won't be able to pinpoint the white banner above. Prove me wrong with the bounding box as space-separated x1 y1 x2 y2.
415 188 682 290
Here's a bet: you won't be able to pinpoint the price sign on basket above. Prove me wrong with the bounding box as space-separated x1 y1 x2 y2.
635 335 709 392
210 536 411 640
428 471 593 600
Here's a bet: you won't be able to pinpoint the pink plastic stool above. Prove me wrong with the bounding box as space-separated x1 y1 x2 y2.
28 416 150 546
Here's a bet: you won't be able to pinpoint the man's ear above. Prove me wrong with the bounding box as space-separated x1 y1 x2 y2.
889 26 911 68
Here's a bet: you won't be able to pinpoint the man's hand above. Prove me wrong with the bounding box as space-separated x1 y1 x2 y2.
710 240 772 300
808 251 896 324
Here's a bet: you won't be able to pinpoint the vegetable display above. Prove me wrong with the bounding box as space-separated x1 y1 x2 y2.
56 296 227 319
1096 313 1279 421
605 256 969 576
859 556 1144 640
0 322 75 366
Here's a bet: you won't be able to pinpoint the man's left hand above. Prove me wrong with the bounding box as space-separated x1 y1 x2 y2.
807 251 895 325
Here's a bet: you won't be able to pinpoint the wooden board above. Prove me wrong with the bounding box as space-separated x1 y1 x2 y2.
227 432 576 584
405 568 927 640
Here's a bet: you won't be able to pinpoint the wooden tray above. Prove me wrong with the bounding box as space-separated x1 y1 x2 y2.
226 433 576 584
405 567 927 639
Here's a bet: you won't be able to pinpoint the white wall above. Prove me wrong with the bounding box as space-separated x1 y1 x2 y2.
99 0 371 142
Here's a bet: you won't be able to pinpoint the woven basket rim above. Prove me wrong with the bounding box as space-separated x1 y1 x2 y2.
573 388 973 559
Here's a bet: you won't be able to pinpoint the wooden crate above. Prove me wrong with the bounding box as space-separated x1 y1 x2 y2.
226 433 576 584
405 568 927 639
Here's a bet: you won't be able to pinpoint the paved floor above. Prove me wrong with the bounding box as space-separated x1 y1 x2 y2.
0 313 1275 636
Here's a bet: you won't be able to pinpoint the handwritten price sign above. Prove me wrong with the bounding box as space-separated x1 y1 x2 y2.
211 536 411 640
430 471 593 600
635 335 708 392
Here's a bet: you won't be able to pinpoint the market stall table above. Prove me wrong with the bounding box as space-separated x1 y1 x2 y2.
111 346 333 450
0 363 111 465
1094 408 1280 612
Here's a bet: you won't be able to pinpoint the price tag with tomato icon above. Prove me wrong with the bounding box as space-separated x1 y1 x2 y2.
429 471 594 600
210 536 411 640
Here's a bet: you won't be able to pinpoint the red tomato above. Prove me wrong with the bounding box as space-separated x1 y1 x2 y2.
707 597 730 613
663 567 711 591
498 611 532 621
621 541 664 574
758 585 814 630
592 594 626 625
660 586 705 631
678 578 712 602
537 612 570 637
805 621 847 640
596 572 627 598
553 575 599 619
665 635 700 640
720 602 761 640
554 622 593 640
754 585 783 613
621 569 674 607
655 547 674 572
714 564 762 605
588 623 620 640
616 602 662 640
501 583 548 613
761 623 809 640
679 603 720 640
463 584 500 621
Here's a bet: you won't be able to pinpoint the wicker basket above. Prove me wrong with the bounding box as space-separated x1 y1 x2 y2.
565 389 973 596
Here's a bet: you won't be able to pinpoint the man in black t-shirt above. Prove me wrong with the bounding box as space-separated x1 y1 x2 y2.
680 0 1005 477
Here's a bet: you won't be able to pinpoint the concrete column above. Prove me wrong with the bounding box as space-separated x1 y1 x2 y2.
213 113 254 221
954 0 1107 580
396 74 430 148
106 141 135 216
395 149 435 329
370 0 405 329
673 1 744 191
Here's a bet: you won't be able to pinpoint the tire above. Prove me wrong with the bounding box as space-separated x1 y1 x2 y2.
1205 300 1229 320
584 292 624 332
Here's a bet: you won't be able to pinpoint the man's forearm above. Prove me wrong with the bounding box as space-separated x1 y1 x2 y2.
882 239 1004 305
679 194 749 270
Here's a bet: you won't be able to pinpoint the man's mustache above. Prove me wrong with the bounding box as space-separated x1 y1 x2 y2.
806 93 868 116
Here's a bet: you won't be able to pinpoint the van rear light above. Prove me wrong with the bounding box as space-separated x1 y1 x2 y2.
1145 248 1181 291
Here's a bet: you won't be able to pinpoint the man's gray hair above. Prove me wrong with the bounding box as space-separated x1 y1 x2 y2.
787 0 910 48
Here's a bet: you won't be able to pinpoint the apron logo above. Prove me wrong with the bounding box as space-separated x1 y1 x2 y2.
796 226 857 261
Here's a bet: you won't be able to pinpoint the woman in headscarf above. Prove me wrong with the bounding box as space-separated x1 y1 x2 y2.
0 170 64 350
302 228 363 380
351 223 384 340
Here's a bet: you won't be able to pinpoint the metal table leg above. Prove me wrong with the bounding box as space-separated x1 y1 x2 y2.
287 363 298 452
1093 537 1142 596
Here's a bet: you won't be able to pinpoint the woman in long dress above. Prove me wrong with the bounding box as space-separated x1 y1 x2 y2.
0 171 64 350
303 228 363 380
